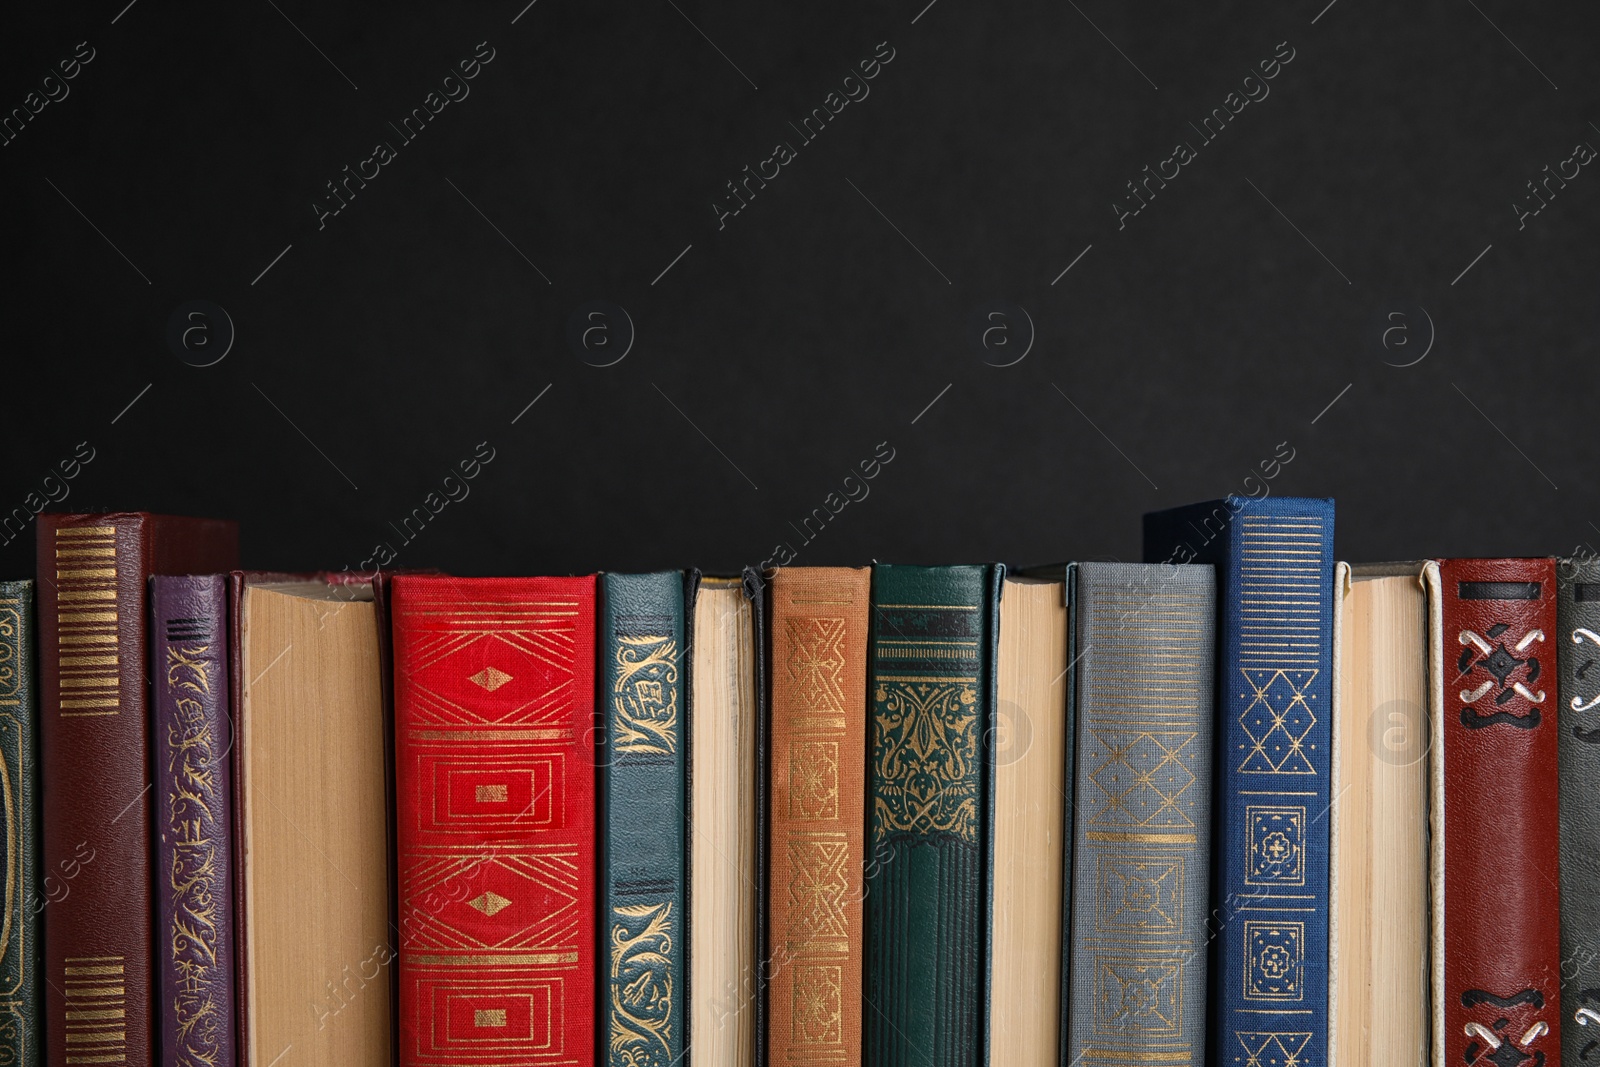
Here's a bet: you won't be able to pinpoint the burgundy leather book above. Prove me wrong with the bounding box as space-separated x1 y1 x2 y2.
1430 558 1561 1067
37 513 238 1067
151 575 235 1067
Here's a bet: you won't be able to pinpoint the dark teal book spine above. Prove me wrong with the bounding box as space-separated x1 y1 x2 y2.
1144 497 1335 1067
598 572 686 1067
0 580 40 1067
864 563 998 1067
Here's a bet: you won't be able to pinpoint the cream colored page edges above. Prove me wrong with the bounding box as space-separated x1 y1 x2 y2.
243 585 390 1067
1424 561 1446 1067
990 577 1068 1067
1334 571 1429 1067
690 583 757 1067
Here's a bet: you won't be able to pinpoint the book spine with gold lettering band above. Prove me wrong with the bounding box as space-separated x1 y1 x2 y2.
1144 497 1334 1067
391 575 597 1067
766 567 869 1067
0 580 40 1067
151 575 235 1067
37 512 238 1067
863 563 999 1067
598 571 686 1067
1066 562 1215 1067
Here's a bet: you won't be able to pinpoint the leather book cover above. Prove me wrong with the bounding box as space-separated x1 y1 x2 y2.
765 567 869 1067
862 564 997 1067
37 513 238 1067
1561 557 1600 1064
0 581 40 1067
151 575 235 1067
1066 562 1215 1067
391 576 597 1067
597 571 686 1067
1427 559 1560 1067
1144 498 1335 1067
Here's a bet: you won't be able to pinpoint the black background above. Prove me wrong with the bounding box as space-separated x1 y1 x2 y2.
2 0 1597 577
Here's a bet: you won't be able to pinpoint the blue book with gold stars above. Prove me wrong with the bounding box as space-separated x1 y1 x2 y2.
1144 497 1336 1067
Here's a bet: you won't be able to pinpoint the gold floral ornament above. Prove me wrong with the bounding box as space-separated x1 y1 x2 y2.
872 681 979 841
611 637 678 755
609 901 675 1067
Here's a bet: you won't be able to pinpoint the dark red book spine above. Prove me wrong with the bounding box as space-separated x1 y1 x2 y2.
36 513 237 1067
391 576 596 1067
1437 558 1561 1067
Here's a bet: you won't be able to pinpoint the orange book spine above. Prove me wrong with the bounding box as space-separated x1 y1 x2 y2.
765 567 869 1067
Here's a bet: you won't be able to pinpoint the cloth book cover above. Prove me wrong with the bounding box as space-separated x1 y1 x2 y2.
1427 559 1561 1067
765 567 870 1067
37 512 238 1067
1143 498 1335 1067
151 575 235 1067
1067 562 1215 1067
598 571 686 1067
862 563 1000 1067
1561 557 1600 1064
391 575 597 1067
0 581 39 1067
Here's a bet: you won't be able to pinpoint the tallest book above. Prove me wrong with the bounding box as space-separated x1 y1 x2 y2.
1145 497 1335 1067
37 513 238 1067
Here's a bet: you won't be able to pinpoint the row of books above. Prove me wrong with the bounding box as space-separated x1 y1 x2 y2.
1 499 1589 1067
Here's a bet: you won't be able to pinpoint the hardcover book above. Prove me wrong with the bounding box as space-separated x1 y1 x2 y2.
1333 564 1429 1067
1067 562 1215 1067
766 567 870 1067
990 571 1070 1067
862 563 999 1067
0 581 39 1067
1425 559 1561 1067
1144 498 1335 1067
151 575 235 1067
37 512 238 1067
391 576 597 1067
1561 556 1600 1065
234 575 391 1067
689 576 759 1067
598 572 686 1067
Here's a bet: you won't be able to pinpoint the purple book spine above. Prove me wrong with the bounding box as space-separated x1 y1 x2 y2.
150 575 236 1067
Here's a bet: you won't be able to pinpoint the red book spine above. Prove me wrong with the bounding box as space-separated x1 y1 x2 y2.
36 512 237 1067
391 576 596 1067
1437 558 1561 1067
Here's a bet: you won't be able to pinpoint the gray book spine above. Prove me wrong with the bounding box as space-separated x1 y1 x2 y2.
1560 558 1600 1063
1067 562 1215 1067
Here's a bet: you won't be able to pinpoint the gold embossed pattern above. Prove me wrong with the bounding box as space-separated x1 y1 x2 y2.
611 637 678 755
768 569 869 1067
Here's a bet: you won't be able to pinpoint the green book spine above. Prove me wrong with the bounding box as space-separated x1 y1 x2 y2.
864 564 998 1067
0 581 40 1067
598 572 686 1067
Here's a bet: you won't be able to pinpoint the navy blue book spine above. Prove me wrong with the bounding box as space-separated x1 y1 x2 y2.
1143 496 1335 1067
